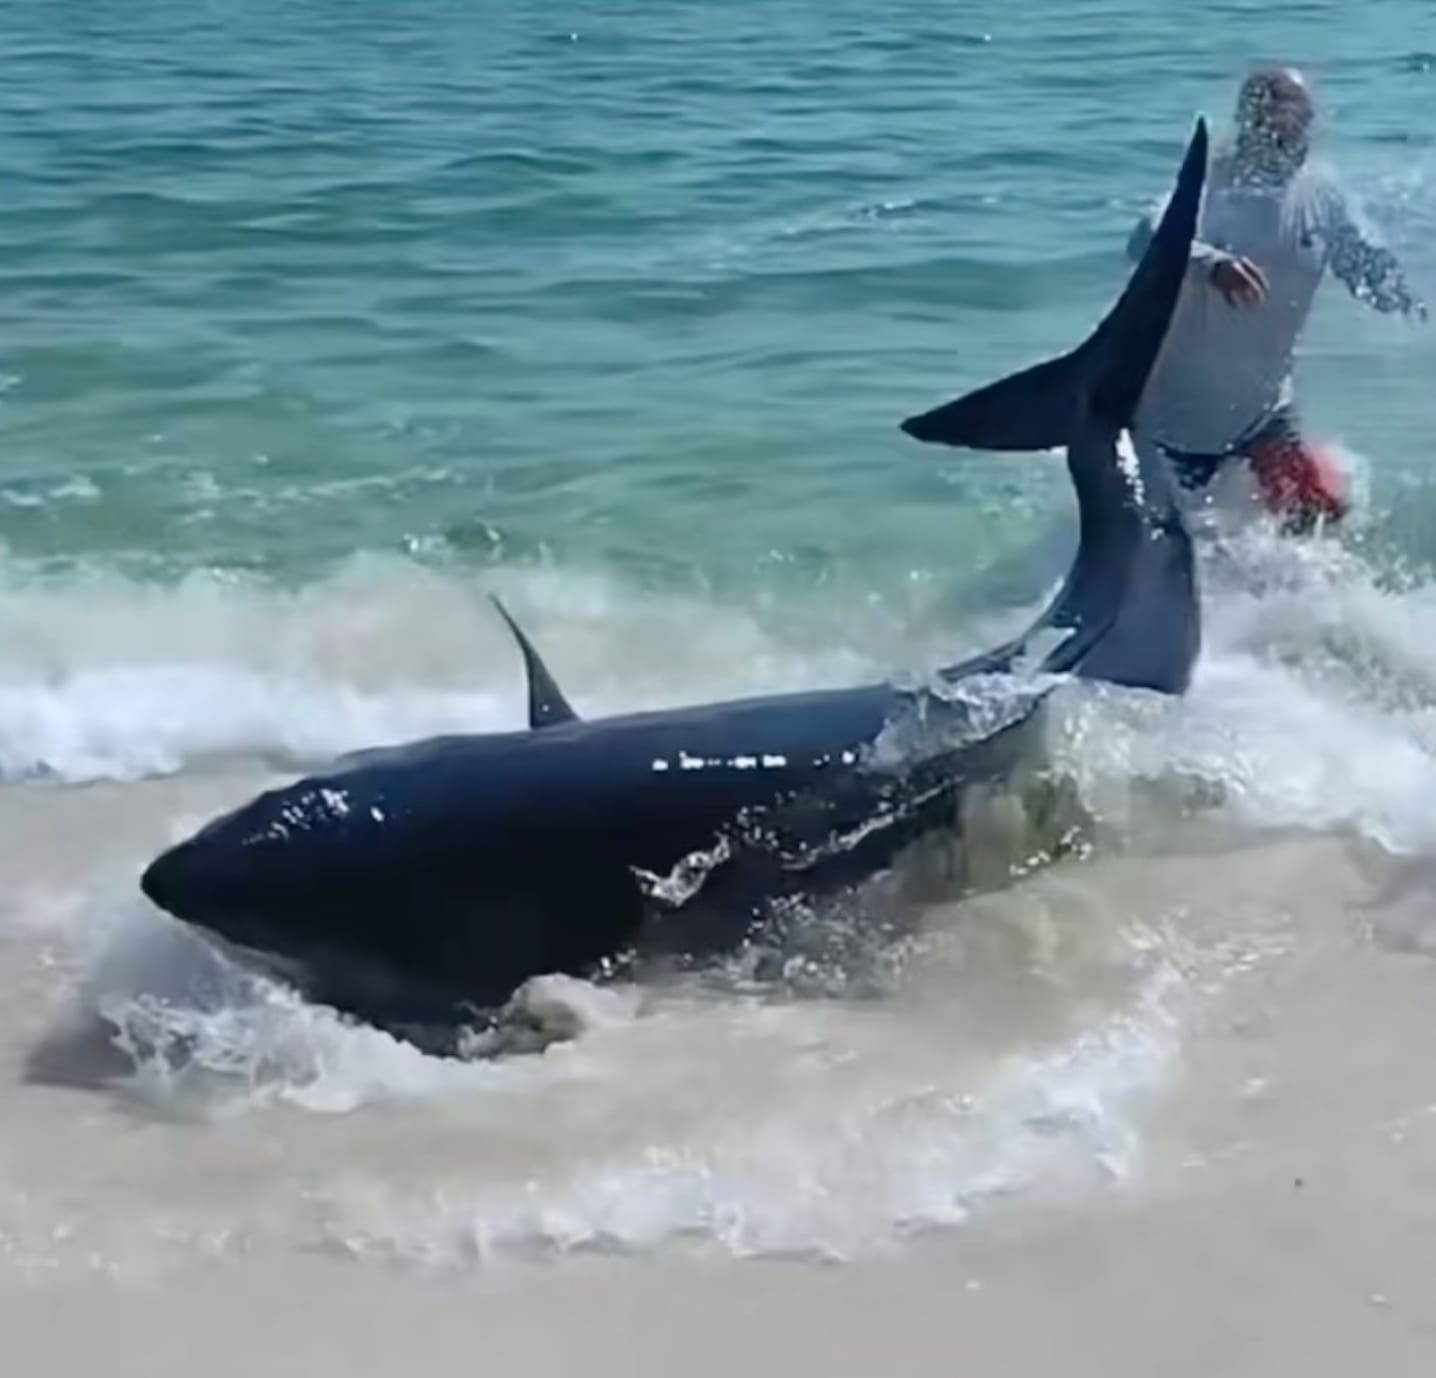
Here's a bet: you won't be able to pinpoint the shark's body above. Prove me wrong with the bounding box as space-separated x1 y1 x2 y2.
141 121 1209 1050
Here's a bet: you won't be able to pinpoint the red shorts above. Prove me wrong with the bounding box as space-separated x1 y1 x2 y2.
1162 407 1349 534
1243 428 1348 531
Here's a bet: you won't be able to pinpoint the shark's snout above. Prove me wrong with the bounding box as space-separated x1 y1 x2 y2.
141 808 267 927
140 838 204 919
141 826 245 924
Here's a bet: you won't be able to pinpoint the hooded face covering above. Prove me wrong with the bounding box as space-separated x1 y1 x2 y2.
1233 68 1314 183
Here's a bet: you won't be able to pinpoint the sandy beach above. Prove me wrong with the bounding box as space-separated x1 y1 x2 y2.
5 823 1436 1377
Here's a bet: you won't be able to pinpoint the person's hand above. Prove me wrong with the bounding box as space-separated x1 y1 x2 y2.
1209 254 1268 306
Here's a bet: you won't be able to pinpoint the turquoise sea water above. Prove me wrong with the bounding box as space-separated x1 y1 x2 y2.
5 0 1433 599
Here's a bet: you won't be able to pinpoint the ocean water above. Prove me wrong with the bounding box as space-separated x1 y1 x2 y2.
2 0 1436 1290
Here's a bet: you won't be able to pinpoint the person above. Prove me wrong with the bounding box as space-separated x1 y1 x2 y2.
1126 66 1427 533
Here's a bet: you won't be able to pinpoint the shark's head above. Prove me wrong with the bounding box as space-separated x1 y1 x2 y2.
139 783 359 965
900 118 1209 696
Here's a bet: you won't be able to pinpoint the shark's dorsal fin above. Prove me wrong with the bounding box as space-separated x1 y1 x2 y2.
489 595 579 729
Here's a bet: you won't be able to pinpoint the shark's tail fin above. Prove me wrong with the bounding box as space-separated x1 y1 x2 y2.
918 119 1209 696
900 118 1207 451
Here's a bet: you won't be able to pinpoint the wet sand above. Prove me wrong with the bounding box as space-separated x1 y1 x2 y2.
3 821 1435 1377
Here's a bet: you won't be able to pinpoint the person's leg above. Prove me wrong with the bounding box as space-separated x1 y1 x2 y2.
1242 402 1348 532
1135 427 1228 540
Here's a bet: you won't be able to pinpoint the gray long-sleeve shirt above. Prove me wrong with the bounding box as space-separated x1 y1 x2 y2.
1126 150 1425 456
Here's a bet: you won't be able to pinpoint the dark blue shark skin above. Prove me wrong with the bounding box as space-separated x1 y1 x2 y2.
144 676 1041 1033
140 120 1209 1049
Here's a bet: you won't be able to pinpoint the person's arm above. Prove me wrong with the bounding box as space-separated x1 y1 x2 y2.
1125 198 1224 270
1126 198 1266 305
1325 188 1427 320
